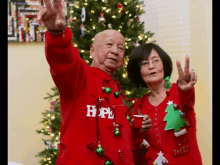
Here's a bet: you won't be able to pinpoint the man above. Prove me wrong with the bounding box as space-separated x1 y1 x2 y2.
37 0 152 164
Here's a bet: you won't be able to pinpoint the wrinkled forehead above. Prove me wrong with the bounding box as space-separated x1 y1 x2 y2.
102 30 125 43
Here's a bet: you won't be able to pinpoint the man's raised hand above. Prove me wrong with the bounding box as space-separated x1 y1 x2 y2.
37 0 65 30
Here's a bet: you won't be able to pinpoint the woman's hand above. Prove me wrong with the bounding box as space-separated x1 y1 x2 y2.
141 115 152 132
176 55 198 91
37 0 65 30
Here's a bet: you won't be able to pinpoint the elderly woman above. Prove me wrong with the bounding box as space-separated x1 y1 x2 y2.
127 43 202 165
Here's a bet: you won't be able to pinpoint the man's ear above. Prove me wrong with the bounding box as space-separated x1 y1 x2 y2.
90 45 95 58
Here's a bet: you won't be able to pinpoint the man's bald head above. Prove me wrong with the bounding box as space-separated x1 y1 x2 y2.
92 29 125 46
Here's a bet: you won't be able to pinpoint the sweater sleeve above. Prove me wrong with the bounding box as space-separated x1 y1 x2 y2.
45 26 87 100
177 81 195 110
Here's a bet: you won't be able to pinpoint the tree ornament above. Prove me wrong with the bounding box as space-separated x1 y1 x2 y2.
152 161 157 165
164 100 187 132
126 115 132 122
117 3 123 13
105 160 112 165
114 91 120 98
99 12 106 22
114 128 121 137
173 104 179 110
162 159 168 165
81 7 86 22
103 87 112 95
164 76 171 89
180 111 186 118
133 41 140 47
96 144 104 156
79 23 86 36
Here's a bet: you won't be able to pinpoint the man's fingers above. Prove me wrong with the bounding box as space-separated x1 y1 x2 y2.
53 0 61 8
184 55 190 74
44 0 52 9
37 8 47 26
176 59 184 78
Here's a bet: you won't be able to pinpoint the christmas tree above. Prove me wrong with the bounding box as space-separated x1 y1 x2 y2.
35 87 61 164
164 101 187 133
36 0 155 164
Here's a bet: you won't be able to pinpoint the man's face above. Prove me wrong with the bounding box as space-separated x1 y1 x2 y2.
90 30 125 73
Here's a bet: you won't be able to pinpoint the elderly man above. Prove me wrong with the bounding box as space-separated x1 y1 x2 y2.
37 0 151 164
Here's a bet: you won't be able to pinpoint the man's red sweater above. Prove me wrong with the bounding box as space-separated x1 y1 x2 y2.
44 27 140 165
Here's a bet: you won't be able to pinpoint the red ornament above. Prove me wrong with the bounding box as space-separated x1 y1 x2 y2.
162 159 168 165
117 3 123 13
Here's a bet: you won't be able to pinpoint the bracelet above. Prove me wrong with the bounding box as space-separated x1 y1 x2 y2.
47 23 67 36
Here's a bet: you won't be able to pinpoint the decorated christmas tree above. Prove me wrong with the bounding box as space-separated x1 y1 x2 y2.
36 0 155 164
35 87 61 164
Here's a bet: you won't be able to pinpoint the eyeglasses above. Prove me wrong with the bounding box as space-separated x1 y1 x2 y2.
139 58 162 67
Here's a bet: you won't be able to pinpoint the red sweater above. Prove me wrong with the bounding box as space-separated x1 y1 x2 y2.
45 27 139 165
133 83 203 165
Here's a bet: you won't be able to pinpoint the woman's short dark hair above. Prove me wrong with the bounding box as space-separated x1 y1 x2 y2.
127 43 173 88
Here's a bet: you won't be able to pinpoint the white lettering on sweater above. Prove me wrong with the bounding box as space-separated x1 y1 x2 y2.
86 105 114 119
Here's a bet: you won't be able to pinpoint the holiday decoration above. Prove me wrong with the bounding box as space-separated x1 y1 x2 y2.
164 101 187 132
174 128 187 137
164 76 171 89
102 87 112 95
105 160 112 165
126 115 132 122
140 139 150 149
114 128 121 136
99 12 106 22
117 3 123 13
118 149 124 160
81 7 86 22
114 91 120 98
133 41 140 47
153 151 168 165
79 23 86 36
179 111 186 118
173 104 179 110
96 144 104 156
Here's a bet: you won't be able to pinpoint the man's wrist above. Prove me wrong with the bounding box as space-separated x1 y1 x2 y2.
47 23 67 35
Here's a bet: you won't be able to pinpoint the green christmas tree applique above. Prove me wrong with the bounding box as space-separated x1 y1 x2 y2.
163 101 187 132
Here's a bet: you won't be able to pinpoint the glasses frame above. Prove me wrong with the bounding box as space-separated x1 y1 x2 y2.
138 58 162 67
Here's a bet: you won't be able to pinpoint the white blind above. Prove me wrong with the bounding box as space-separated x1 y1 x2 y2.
140 0 192 83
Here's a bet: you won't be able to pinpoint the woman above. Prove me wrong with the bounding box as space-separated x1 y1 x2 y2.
127 43 202 165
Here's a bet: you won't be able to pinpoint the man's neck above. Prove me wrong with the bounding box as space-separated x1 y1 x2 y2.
90 62 115 77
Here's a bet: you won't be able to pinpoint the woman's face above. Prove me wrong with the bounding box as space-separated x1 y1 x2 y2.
140 49 164 85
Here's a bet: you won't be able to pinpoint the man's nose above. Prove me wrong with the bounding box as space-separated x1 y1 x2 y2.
111 45 119 55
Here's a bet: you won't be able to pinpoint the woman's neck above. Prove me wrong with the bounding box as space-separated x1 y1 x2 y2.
147 79 168 98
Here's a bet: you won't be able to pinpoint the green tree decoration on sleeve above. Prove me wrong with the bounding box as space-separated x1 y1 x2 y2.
163 101 187 132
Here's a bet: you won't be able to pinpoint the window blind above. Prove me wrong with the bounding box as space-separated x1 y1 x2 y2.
140 0 192 83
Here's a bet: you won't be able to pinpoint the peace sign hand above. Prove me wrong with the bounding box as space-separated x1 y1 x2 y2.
176 55 198 91
37 0 65 30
